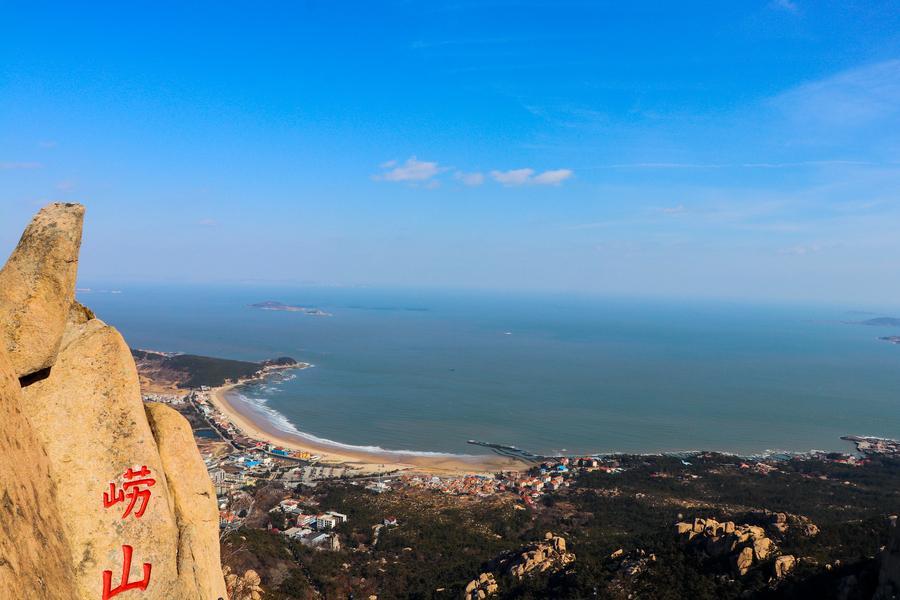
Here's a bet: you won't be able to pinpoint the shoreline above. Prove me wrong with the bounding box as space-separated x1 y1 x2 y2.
206 379 866 475
206 374 531 475
203 370 869 472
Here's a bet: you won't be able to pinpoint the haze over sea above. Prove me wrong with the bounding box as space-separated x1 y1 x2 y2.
81 285 900 457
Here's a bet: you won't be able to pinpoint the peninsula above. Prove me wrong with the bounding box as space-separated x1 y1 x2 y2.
131 348 303 391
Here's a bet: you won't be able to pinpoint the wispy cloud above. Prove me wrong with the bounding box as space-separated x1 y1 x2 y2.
38 140 58 149
585 160 885 170
490 168 573 186
56 180 76 192
455 171 485 186
589 162 723 170
410 37 521 50
567 221 614 230
779 243 823 255
659 204 686 215
521 101 608 129
197 218 217 227
0 161 42 170
771 59 900 127
375 157 444 182
770 0 800 14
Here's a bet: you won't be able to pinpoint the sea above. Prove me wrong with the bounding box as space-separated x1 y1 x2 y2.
79 284 900 458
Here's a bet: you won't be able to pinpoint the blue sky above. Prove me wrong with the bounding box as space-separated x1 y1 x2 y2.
2 1 900 304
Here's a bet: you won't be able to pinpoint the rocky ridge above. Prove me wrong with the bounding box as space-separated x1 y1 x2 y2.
0 203 227 599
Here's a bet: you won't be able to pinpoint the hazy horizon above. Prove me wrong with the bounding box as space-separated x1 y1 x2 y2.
3 1 900 304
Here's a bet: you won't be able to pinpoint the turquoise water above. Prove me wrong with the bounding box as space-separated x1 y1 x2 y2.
81 285 900 456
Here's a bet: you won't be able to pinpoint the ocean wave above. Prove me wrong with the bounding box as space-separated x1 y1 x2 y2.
227 391 475 458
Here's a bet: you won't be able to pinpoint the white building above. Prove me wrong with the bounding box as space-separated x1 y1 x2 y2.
325 510 348 524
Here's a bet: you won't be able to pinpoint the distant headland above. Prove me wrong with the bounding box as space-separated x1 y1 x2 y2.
131 348 303 389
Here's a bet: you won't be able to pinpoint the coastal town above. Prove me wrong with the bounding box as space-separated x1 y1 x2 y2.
142 380 632 540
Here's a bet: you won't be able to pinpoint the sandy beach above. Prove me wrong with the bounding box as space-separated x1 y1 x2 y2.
207 382 529 475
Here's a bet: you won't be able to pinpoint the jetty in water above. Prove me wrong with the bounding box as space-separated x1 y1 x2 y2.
467 440 545 463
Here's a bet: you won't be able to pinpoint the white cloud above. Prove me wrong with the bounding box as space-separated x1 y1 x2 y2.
374 160 572 188
56 180 76 192
660 204 686 215
532 169 573 185
455 171 485 186
375 156 443 182
38 140 58 149
197 218 217 226
0 161 42 170
490 168 573 186
491 168 534 186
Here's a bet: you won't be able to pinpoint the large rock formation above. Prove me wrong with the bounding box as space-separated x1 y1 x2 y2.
0 203 84 378
499 532 575 579
224 567 264 600
0 203 226 599
674 517 785 577
145 402 228 599
464 572 499 599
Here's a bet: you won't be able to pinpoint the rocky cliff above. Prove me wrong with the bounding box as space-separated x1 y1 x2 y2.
0 203 227 599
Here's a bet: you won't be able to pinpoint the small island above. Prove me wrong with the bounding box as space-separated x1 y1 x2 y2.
250 300 332 317
860 316 900 327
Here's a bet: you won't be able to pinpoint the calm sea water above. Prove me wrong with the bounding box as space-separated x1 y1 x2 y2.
81 285 900 456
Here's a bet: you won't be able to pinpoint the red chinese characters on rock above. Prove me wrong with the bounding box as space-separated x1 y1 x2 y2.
101 466 155 597
103 465 156 519
102 545 151 600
